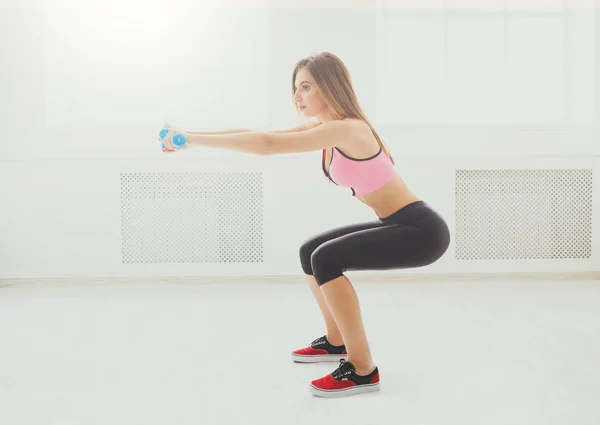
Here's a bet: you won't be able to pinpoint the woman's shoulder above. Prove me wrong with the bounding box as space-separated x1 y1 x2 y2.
340 118 374 139
319 117 372 139
341 117 371 130
335 118 378 156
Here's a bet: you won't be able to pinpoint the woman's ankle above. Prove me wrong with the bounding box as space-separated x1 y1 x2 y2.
326 334 344 346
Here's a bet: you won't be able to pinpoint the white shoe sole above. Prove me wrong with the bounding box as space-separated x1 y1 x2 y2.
291 353 348 363
310 382 380 398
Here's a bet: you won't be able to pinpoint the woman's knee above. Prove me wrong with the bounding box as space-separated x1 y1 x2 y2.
299 240 318 275
310 244 343 287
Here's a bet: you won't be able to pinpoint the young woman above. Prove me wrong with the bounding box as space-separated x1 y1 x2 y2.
160 52 450 398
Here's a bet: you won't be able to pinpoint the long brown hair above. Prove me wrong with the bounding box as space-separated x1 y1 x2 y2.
291 52 394 165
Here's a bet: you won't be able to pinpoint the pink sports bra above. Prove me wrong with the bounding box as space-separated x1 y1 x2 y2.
322 145 397 196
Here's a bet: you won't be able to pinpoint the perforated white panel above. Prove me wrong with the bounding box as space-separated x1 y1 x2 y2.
455 169 593 260
120 172 263 264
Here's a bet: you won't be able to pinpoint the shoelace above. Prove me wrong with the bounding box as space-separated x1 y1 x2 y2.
331 358 354 380
310 336 327 347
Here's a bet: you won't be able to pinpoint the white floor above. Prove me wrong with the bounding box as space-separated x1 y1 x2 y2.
1 276 599 425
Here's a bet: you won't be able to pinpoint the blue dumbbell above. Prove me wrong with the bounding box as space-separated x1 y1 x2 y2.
159 128 187 150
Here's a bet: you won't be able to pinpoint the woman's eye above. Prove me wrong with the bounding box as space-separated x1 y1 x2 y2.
303 85 309 91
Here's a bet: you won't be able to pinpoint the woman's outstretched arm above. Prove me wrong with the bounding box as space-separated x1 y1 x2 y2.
184 120 349 156
185 132 270 155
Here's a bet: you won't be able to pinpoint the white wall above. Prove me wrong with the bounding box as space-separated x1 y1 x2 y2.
1 0 599 279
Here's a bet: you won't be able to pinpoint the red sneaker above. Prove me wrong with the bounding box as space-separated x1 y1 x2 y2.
291 335 348 363
310 359 380 398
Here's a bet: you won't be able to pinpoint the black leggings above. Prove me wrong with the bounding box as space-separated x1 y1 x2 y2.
299 200 450 286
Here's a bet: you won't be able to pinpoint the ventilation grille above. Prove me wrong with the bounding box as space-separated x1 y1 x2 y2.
120 172 263 264
455 169 593 260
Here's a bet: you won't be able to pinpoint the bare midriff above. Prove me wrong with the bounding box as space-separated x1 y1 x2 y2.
355 176 421 219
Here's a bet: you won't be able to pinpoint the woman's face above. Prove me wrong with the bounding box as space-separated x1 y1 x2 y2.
293 68 326 119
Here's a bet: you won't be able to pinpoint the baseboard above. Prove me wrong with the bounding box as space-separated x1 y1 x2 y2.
1 271 598 288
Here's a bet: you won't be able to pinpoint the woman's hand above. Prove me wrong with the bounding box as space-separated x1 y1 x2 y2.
160 123 186 152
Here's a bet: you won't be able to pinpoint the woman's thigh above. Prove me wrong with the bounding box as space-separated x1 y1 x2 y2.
311 222 448 277
299 219 382 274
